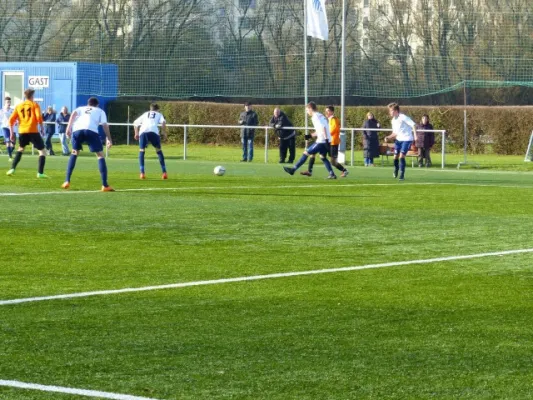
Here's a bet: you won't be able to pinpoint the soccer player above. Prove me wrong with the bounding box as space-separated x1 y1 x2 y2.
133 103 168 179
283 102 336 179
6 89 47 178
1 97 15 160
300 106 348 177
384 102 417 181
62 97 114 191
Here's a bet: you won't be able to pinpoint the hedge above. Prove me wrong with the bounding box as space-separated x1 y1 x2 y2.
107 101 533 155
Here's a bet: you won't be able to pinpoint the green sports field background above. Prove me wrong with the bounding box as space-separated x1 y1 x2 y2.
0 147 532 399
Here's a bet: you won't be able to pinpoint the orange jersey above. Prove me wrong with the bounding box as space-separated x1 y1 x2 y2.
9 100 43 134
329 116 341 145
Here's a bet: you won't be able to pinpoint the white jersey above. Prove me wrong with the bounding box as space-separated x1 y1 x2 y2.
133 111 166 135
72 106 108 133
392 113 416 141
311 112 331 144
0 106 14 129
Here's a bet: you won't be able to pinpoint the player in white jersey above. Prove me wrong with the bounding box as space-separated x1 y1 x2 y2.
283 102 336 178
384 102 417 181
0 97 15 160
62 97 114 191
133 103 168 179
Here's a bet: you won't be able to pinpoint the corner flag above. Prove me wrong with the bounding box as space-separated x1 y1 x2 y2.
307 0 329 41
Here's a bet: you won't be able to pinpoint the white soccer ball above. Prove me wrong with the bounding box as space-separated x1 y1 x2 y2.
214 166 226 176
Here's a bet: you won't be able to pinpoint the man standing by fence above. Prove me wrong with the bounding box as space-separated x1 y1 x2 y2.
1 97 15 160
269 107 296 164
56 106 71 156
238 102 258 162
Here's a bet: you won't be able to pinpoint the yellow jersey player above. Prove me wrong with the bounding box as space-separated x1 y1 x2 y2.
6 89 47 178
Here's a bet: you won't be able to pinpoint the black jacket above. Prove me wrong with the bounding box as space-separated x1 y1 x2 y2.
239 110 258 138
269 111 295 140
415 123 435 148
362 118 381 158
42 112 56 134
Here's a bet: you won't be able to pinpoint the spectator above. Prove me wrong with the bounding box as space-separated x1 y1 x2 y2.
362 112 381 167
42 106 56 156
56 106 71 156
238 102 258 162
415 114 435 167
269 107 296 164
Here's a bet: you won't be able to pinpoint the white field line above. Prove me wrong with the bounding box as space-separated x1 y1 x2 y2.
1 248 532 307
0 182 531 197
0 379 159 400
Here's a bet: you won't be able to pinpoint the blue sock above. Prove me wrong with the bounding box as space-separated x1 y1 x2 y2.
322 157 335 175
139 151 145 173
7 146 13 158
365 157 370 165
98 158 108 187
294 154 308 170
394 158 399 173
66 154 77 182
400 158 406 174
156 150 166 173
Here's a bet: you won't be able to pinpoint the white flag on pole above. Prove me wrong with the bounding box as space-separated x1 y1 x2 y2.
307 0 329 41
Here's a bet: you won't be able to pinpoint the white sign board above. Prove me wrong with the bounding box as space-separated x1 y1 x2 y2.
28 76 50 88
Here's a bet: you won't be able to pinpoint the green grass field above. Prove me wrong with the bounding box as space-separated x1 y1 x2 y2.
1 146 532 399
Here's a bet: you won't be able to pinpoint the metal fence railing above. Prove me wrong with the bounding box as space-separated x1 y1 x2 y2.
34 122 447 168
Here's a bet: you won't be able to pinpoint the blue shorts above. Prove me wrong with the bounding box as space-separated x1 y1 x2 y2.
3 128 11 143
72 129 103 153
139 132 161 149
306 142 330 157
394 140 413 155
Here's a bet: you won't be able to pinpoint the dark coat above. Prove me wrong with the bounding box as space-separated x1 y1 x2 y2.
362 118 381 158
415 123 435 148
269 111 295 140
239 110 258 138
42 112 56 134
56 112 70 134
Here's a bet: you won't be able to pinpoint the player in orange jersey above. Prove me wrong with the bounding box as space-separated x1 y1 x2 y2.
6 88 47 178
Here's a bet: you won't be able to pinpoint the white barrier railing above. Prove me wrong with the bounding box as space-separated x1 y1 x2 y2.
38 122 447 168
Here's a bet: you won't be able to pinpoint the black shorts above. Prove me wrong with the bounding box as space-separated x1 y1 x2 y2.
19 133 45 150
329 144 339 158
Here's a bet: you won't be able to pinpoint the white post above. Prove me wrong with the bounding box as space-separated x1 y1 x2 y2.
339 0 347 164
264 127 269 163
525 131 533 162
183 126 187 160
350 129 354 167
441 131 446 169
126 106 130 146
304 0 309 132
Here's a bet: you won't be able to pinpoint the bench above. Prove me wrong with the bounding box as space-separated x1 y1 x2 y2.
379 143 418 167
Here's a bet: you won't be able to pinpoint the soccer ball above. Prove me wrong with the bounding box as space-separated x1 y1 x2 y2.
214 166 226 176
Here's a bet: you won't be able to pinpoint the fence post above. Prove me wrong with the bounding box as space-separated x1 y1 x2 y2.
126 106 130 146
183 125 187 160
441 131 446 169
350 129 355 167
264 127 269 164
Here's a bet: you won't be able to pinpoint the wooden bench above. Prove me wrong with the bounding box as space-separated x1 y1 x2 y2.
379 143 418 167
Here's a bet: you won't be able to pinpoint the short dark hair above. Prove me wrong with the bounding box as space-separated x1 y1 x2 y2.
24 89 35 99
150 103 160 111
4 96 11 101
388 102 400 112
88 97 99 107
326 105 335 112
244 101 252 106
306 101 317 111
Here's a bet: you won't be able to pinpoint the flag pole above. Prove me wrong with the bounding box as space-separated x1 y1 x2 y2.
340 0 346 129
339 0 347 163
304 0 308 132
